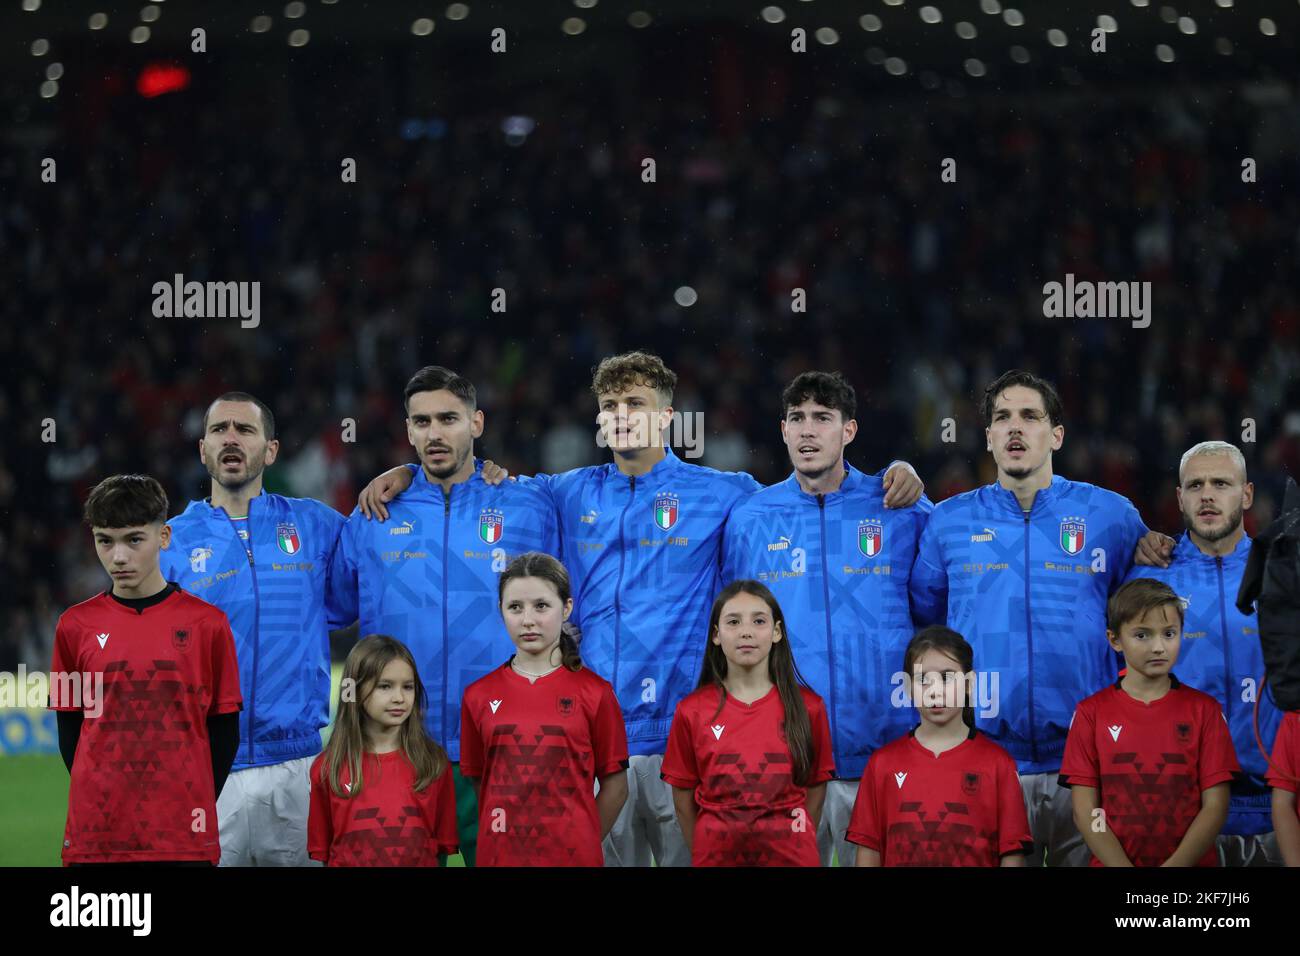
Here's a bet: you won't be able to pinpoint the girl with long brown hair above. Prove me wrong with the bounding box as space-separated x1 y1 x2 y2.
661 580 835 866
307 634 458 866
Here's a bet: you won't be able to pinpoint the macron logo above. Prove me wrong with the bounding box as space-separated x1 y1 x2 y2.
343 783 352 794
710 724 724 740
489 700 502 714
1108 725 1123 742
894 772 908 789
95 633 109 649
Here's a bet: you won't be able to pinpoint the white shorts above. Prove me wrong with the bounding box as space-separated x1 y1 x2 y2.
817 778 861 866
1217 832 1282 867
1020 772 1089 867
216 754 321 867
601 753 690 867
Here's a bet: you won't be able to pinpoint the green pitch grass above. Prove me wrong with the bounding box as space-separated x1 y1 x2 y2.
0 663 467 867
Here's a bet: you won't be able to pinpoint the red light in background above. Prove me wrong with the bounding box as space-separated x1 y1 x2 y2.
136 63 190 98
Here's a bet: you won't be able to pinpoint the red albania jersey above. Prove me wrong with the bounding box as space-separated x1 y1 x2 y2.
48 586 242 864
1059 676 1240 867
846 727 1032 866
1265 710 1300 824
307 749 458 866
459 661 629 866
661 684 835 867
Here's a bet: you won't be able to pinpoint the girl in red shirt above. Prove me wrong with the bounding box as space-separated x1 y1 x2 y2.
308 634 458 866
847 626 1032 866
662 580 835 866
459 551 629 866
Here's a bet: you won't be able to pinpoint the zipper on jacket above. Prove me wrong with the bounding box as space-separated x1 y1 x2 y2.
614 476 636 706
1023 509 1037 766
221 496 260 766
442 487 452 753
1215 555 1233 730
817 494 839 764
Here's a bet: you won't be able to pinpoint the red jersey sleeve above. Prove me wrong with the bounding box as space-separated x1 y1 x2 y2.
1267 712 1300 794
47 617 80 711
844 753 882 850
207 614 243 715
659 700 699 789
306 755 332 864
1058 699 1099 788
591 682 630 779
458 692 484 778
807 693 836 786
996 749 1034 856
1197 699 1240 791
425 764 460 856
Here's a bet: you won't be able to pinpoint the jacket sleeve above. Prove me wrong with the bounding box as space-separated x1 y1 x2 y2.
1107 497 1149 594
908 512 948 628
325 514 360 629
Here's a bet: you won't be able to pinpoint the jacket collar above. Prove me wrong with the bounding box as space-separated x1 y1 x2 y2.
606 446 681 485
990 473 1065 515
1171 529 1252 564
779 461 866 501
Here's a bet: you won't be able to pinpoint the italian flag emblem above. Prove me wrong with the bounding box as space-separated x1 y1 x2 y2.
1059 519 1086 556
654 494 679 531
276 523 301 555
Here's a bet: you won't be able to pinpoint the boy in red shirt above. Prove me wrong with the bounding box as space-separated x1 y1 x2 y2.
50 475 242 865
1060 578 1238 866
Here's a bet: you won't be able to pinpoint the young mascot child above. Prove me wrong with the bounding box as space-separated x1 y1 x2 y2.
661 580 835 866
460 551 629 866
308 634 458 866
1267 710 1300 866
847 626 1031 866
1060 578 1240 866
51 474 242 866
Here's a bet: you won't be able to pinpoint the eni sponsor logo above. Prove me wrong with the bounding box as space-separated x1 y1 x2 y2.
843 565 892 575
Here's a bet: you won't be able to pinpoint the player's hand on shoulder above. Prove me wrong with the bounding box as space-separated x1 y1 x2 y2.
882 460 924 509
1133 530 1175 568
358 465 414 521
481 460 513 485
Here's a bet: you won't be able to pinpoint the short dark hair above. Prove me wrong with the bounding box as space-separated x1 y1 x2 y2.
204 392 276 440
781 371 856 421
84 475 169 529
1107 578 1186 634
404 366 477 413
980 370 1063 428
